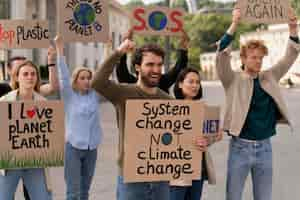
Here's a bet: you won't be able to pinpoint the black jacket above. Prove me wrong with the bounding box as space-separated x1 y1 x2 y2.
0 82 12 97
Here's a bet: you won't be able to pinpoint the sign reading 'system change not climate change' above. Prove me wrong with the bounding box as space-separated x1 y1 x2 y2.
124 100 204 183
0 20 49 49
237 0 290 24
0 101 65 169
58 0 109 42
132 6 185 36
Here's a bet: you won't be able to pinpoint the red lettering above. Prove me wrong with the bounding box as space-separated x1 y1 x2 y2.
0 24 15 46
170 10 183 33
133 8 146 31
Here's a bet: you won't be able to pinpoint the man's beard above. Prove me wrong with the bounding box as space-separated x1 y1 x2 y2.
140 73 160 88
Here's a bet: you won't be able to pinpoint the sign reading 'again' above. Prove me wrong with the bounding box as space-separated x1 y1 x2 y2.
237 0 290 24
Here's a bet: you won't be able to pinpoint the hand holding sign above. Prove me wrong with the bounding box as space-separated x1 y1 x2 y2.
287 7 298 37
54 35 64 56
233 8 242 25
117 39 136 54
179 30 190 50
194 136 208 152
47 46 56 65
122 28 134 42
227 8 242 35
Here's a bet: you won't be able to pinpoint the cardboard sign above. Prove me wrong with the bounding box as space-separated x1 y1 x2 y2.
203 106 220 143
57 0 109 43
237 0 290 24
124 100 204 183
0 20 50 49
131 6 184 36
0 101 65 169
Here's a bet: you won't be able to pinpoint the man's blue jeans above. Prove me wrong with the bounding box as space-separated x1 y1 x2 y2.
170 179 205 200
0 168 51 200
64 142 98 200
226 137 273 200
117 176 169 200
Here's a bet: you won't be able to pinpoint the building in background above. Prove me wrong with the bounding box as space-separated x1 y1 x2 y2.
200 23 300 83
200 50 241 81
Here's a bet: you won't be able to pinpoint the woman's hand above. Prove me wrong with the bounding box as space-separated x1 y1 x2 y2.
54 35 64 56
194 136 208 152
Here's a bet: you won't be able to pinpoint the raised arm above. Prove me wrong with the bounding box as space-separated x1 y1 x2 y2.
116 54 137 83
54 35 74 102
39 46 59 96
116 28 137 83
216 8 240 89
160 30 189 89
269 7 300 81
92 39 136 103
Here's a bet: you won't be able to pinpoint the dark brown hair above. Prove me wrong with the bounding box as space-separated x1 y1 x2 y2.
132 44 165 73
174 67 203 100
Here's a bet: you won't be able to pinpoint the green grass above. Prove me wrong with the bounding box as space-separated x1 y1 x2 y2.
0 151 64 169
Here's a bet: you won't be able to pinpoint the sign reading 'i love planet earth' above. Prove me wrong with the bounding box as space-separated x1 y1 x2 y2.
0 101 65 169
123 100 204 183
131 6 185 36
58 0 109 42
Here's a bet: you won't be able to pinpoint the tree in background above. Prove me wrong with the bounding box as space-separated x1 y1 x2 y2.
291 0 300 16
125 0 258 70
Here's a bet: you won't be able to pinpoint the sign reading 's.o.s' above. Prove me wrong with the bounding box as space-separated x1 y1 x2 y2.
132 6 185 36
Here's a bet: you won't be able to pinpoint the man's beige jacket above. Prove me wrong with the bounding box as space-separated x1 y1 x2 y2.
216 39 300 136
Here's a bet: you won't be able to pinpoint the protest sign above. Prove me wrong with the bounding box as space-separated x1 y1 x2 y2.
57 0 109 42
131 6 184 36
237 0 290 24
0 20 49 49
123 100 204 183
0 101 65 169
203 105 220 144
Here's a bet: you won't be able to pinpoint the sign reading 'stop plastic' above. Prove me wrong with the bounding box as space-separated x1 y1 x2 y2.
0 20 50 49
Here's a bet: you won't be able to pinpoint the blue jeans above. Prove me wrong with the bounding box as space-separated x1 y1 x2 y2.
226 137 272 200
0 168 51 200
170 179 205 200
117 176 169 200
64 142 98 200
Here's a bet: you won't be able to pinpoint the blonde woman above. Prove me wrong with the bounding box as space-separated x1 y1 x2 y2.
0 61 52 199
54 36 103 200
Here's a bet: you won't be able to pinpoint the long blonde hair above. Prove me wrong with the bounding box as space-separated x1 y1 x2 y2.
11 60 41 92
71 67 93 92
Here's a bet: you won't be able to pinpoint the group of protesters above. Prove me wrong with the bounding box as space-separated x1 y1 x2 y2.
0 6 299 200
